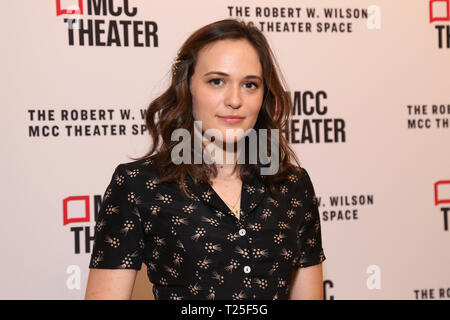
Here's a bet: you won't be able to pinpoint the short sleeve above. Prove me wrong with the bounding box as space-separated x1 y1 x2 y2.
295 168 326 268
89 164 144 270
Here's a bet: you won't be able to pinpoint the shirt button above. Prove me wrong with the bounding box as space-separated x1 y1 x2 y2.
244 266 251 274
239 228 246 236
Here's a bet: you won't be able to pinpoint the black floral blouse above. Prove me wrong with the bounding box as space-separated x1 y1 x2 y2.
89 156 326 300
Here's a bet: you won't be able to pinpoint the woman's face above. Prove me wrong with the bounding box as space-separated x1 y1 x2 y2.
189 39 264 145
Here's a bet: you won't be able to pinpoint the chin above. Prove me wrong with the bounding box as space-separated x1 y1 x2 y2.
223 129 247 144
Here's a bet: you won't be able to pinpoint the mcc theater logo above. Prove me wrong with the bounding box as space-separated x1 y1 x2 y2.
429 0 450 48
63 194 102 254
434 180 450 231
55 0 159 47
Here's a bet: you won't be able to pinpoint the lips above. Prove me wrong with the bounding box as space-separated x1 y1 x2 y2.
217 115 244 124
218 115 244 119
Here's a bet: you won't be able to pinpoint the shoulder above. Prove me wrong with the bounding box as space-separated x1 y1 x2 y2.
106 155 164 196
104 155 175 205
285 165 317 202
285 165 312 186
114 155 160 180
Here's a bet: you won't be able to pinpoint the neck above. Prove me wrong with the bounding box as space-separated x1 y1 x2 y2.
193 122 244 181
215 163 239 180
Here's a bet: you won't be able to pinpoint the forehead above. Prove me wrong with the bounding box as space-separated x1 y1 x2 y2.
195 39 262 75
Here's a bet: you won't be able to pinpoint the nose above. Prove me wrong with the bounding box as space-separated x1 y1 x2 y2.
224 83 242 109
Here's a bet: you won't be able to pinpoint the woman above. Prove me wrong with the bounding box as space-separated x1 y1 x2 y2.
85 18 325 300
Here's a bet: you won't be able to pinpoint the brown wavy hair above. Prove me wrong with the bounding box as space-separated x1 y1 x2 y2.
132 18 301 198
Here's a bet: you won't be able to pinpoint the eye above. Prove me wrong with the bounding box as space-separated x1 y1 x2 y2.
208 78 223 86
244 82 259 89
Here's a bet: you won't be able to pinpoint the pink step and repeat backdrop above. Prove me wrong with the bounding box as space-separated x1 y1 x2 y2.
1 0 449 300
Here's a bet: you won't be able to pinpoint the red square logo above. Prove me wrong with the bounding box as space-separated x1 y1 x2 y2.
430 0 450 22
63 195 90 225
56 0 84 16
435 181 450 205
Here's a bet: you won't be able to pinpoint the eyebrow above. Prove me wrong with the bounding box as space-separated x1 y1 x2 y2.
203 71 262 81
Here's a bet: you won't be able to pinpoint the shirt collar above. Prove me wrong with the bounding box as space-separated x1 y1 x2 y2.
184 170 267 219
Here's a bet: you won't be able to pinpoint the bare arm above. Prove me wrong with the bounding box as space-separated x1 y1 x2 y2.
85 268 138 300
289 263 324 300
